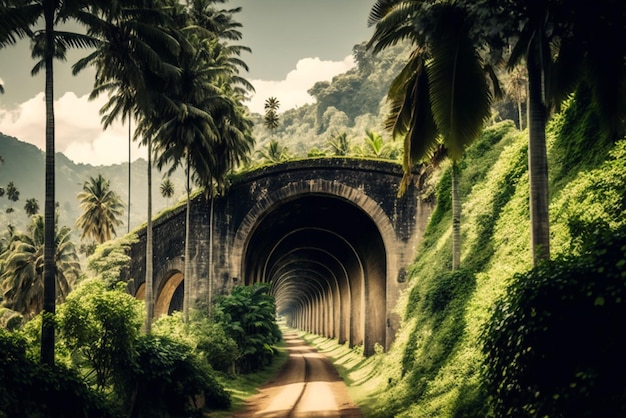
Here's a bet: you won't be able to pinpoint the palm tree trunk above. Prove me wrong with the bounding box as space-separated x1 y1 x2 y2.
127 115 131 233
41 0 56 366
527 42 551 265
451 161 461 270
144 138 154 332
208 189 214 318
517 100 524 131
183 154 191 323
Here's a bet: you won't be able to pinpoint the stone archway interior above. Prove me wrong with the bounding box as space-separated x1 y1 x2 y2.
242 194 387 355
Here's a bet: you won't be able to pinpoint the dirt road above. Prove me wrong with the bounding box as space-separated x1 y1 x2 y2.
233 332 363 418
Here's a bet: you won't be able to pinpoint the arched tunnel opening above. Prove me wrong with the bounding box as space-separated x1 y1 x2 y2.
242 193 387 355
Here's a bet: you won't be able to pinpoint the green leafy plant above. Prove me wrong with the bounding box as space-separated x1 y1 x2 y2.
0 328 117 418
214 284 281 373
480 227 626 417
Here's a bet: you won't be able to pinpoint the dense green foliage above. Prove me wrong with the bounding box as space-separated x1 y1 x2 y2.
0 328 117 418
153 310 239 373
214 283 282 373
131 334 230 417
481 227 626 417
56 280 142 391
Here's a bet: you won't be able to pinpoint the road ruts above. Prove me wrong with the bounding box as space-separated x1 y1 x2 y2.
233 332 363 418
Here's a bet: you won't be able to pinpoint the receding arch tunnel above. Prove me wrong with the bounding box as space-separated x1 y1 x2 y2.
242 193 387 355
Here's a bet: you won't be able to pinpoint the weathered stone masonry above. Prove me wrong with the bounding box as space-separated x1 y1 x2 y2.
125 158 432 355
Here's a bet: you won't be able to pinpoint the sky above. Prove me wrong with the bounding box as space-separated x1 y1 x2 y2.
0 0 375 166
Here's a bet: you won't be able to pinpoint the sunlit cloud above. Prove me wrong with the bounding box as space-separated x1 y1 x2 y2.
0 91 147 166
244 55 355 114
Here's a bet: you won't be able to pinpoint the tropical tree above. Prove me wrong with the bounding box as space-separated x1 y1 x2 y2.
256 139 289 164
356 130 400 159
327 132 351 156
264 96 280 135
504 65 527 130
368 1 497 269
160 177 175 206
73 0 181 333
76 174 124 245
72 0 180 236
24 198 39 216
1 215 80 319
0 0 96 364
478 0 626 265
150 36 253 322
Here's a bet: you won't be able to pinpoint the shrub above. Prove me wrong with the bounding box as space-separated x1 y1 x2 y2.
127 334 230 418
56 279 143 392
481 227 626 417
214 284 282 373
153 310 238 372
0 328 117 418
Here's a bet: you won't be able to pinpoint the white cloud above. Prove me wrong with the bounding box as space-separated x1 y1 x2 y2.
244 55 355 114
0 91 147 166
0 55 354 165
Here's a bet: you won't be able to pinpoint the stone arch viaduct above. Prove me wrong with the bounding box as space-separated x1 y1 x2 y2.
125 158 432 355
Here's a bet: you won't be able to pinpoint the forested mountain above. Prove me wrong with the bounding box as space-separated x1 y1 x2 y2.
250 41 411 157
0 133 186 234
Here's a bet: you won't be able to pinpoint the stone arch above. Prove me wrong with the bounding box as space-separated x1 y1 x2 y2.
231 179 397 354
231 179 399 282
153 256 185 318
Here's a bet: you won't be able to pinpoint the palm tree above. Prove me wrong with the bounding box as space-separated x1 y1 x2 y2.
368 1 496 269
72 1 181 236
160 177 175 206
76 174 124 245
327 132 351 156
264 96 280 135
256 139 289 164
482 0 626 265
357 130 400 160
73 0 182 333
1 215 79 319
151 42 253 322
24 198 39 216
504 66 527 130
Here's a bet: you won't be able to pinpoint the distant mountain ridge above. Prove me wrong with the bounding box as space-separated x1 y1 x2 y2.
0 133 186 234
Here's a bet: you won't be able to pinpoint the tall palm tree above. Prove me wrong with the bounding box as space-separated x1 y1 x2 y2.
146 0 253 322
76 174 124 244
73 0 181 333
151 42 253 322
72 0 180 235
482 0 626 265
1 215 79 319
0 0 96 365
368 1 496 269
